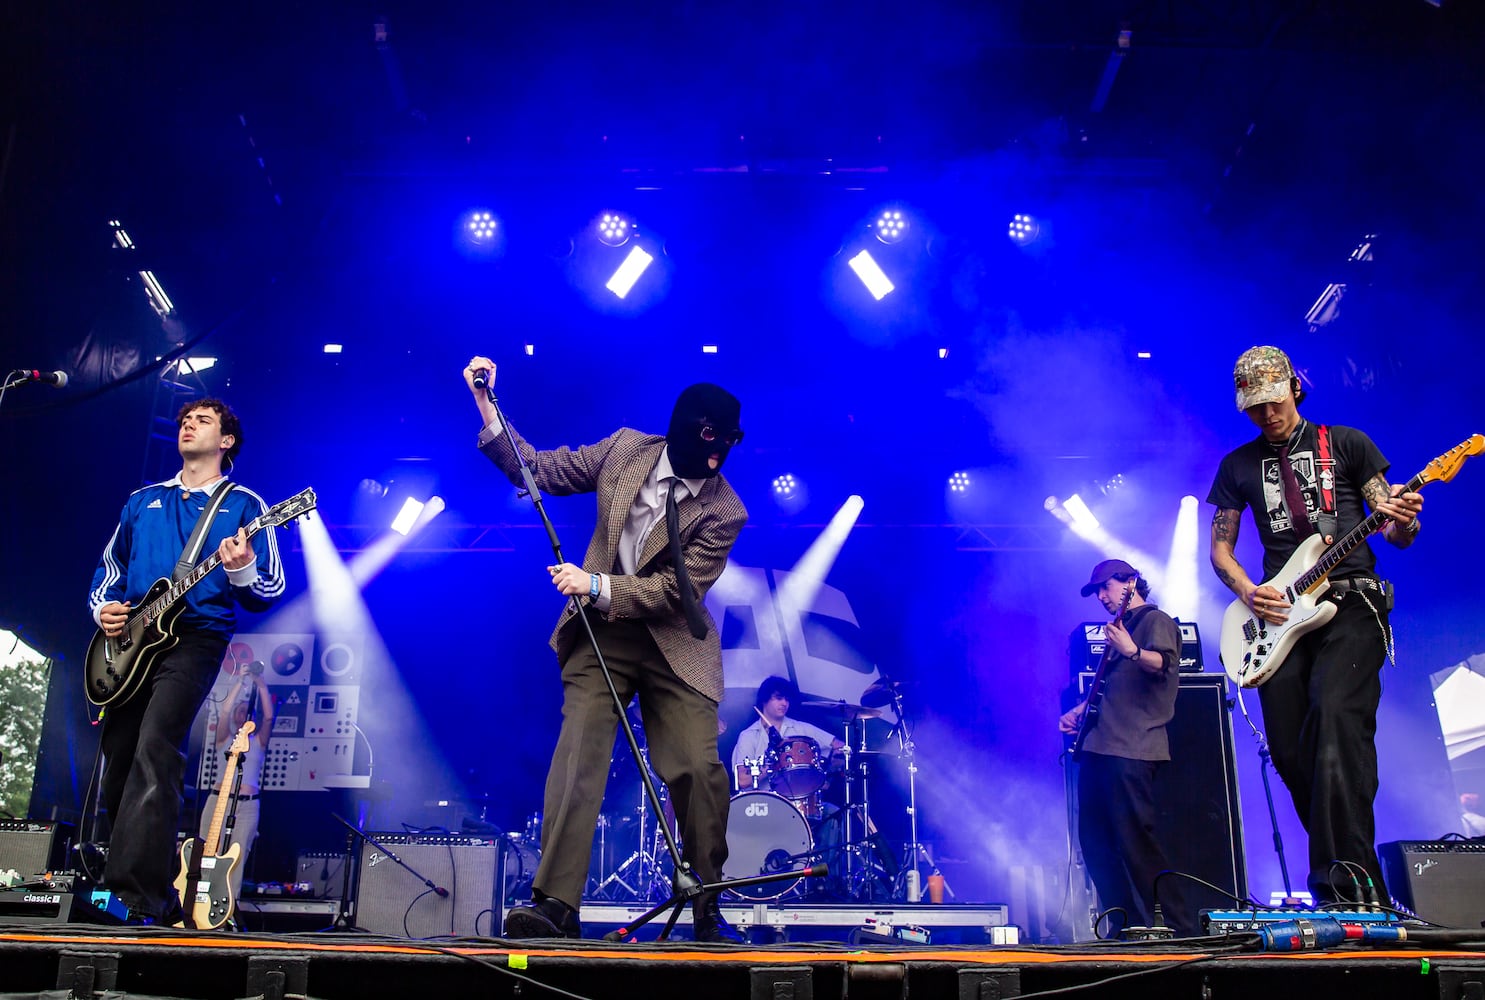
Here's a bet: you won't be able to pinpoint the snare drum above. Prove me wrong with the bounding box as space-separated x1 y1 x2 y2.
722 791 813 900
769 736 828 798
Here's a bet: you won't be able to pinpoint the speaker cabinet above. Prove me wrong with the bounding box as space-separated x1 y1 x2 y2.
354 834 500 938
1156 674 1248 914
1379 841 1485 929
0 819 75 877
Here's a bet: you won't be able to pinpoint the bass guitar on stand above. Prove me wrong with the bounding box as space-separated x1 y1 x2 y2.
1220 434 1483 688
174 721 254 930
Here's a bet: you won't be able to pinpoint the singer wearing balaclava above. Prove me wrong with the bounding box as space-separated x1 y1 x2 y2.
463 357 748 943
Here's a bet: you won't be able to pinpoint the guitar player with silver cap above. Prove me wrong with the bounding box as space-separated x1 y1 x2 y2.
1207 345 1422 907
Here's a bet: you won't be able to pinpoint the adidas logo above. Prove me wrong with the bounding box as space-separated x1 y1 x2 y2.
147 499 163 509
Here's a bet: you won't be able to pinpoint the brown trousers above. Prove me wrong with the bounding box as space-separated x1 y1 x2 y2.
533 615 731 911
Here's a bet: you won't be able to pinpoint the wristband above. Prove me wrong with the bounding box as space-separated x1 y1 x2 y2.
589 574 601 599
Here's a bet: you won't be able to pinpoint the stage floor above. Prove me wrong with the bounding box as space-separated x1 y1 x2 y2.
3 921 1485 1000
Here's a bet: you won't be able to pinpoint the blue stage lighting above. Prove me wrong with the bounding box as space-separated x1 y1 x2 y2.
847 250 895 300
597 213 633 248
949 471 971 493
1008 213 1040 244
874 210 909 245
773 474 798 498
605 245 654 299
466 211 499 242
390 498 425 536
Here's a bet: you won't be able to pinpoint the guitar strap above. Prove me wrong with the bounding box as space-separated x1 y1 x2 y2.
174 480 238 582
1314 424 1338 541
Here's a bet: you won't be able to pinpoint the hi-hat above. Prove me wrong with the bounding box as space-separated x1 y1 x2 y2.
802 699 882 722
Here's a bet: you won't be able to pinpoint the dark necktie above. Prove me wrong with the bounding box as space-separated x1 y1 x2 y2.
665 482 708 639
1278 444 1314 538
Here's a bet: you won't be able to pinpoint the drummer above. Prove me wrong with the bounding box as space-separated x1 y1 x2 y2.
731 676 844 788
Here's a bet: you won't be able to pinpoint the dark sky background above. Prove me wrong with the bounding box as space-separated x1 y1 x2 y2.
3 1 1483 927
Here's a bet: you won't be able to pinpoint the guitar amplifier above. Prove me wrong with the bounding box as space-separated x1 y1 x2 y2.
0 820 76 877
1378 841 1485 929
1072 619 1204 674
354 834 501 938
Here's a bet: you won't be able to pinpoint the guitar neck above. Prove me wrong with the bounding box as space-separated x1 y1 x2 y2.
203 757 242 855
143 516 265 619
1295 470 1424 593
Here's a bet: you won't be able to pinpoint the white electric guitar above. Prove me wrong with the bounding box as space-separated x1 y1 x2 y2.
1220 434 1482 687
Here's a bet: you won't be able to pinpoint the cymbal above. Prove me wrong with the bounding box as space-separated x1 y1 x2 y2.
859 680 901 708
801 699 882 722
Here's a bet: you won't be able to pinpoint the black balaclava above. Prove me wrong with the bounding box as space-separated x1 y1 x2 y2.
666 383 742 480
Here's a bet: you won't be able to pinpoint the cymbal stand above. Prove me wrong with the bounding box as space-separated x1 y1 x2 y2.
592 745 671 902
887 687 936 901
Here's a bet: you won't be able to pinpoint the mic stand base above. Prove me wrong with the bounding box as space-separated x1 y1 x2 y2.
601 865 826 943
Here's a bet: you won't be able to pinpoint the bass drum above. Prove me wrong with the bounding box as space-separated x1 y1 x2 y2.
722 791 813 901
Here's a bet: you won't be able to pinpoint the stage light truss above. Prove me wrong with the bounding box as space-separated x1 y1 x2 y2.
302 520 1065 553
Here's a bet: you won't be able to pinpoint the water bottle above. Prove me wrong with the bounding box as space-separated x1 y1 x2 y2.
905 868 921 902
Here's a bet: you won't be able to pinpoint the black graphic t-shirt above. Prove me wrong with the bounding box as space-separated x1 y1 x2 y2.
1206 422 1389 582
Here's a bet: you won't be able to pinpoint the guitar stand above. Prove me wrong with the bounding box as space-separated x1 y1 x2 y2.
487 389 820 941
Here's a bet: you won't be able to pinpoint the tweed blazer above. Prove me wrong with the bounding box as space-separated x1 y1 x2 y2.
480 422 747 702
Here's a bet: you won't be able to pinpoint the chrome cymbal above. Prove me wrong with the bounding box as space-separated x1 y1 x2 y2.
801 699 882 722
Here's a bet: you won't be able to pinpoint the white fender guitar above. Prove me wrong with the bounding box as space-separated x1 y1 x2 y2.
1221 434 1482 687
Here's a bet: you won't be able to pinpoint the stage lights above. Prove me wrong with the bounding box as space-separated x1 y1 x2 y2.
875 210 909 245
605 245 655 299
847 250 895 300
773 474 798 498
597 213 633 248
948 471 971 494
465 211 498 242
1008 213 1040 244
390 498 425 536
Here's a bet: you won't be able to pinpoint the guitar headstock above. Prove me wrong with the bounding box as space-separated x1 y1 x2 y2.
227 721 256 756
1118 572 1140 614
262 488 317 528
1418 435 1485 486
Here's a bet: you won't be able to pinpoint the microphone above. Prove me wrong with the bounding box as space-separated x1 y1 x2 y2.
433 885 450 898
471 368 491 390
14 369 68 387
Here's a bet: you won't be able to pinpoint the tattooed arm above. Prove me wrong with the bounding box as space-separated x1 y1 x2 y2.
1362 473 1422 550
1211 506 1290 624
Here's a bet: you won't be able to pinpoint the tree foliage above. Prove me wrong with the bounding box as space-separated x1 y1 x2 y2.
0 657 50 819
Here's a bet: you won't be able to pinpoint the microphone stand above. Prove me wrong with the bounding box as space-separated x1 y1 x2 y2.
484 387 818 941
1233 688 1294 899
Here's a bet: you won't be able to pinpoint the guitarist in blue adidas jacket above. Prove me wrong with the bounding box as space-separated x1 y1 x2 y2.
87 398 284 924
1208 346 1422 907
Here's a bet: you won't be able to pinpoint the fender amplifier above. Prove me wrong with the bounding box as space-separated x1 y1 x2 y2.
1378 841 1485 929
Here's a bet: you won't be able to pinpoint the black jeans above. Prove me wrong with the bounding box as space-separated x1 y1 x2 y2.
1078 752 1198 937
100 629 228 916
1258 592 1388 903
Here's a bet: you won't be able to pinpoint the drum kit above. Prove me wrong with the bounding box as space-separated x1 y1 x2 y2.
721 678 934 903
579 677 934 905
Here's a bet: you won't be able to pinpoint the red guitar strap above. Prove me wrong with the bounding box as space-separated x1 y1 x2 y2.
1315 424 1338 540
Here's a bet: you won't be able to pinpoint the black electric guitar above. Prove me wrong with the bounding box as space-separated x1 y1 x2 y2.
84 488 317 707
174 720 254 930
1070 573 1138 758
1220 434 1483 688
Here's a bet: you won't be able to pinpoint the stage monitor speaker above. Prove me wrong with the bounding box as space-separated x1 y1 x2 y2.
1378 841 1485 929
0 819 75 877
354 834 500 938
1154 674 1248 916
296 851 348 900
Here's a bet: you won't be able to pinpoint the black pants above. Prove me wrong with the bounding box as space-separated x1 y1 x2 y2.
1078 752 1197 937
531 616 731 912
100 630 227 917
1258 592 1388 903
